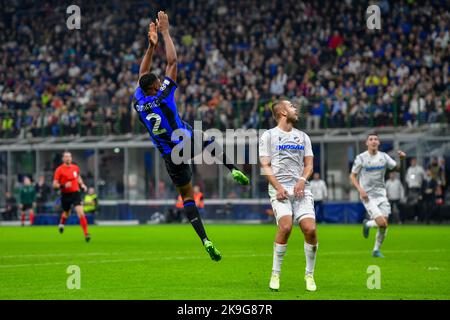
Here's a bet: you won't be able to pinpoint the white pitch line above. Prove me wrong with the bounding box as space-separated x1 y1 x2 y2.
0 251 199 259
0 248 447 260
0 249 448 269
0 253 271 269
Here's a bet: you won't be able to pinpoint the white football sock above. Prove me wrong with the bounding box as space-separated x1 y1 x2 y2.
366 220 378 228
272 243 287 276
374 228 387 251
304 242 318 276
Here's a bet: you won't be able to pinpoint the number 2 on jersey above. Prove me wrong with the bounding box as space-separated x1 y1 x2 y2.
146 113 167 135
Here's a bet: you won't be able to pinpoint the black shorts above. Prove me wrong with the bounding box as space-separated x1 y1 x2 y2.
162 154 192 187
61 192 82 212
161 130 218 187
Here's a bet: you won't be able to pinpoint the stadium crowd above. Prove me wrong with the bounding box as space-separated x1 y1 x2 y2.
0 0 449 138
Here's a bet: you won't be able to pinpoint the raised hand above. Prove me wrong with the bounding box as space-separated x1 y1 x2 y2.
156 11 169 33
397 150 406 160
148 21 158 47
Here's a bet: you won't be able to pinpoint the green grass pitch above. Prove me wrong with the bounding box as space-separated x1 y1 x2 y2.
0 224 449 300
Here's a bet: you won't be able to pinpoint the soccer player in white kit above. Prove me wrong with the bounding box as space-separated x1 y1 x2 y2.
259 100 318 292
349 133 406 258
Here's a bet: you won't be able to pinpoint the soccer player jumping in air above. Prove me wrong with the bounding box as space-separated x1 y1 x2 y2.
259 100 318 292
53 151 90 242
133 11 249 261
350 133 406 258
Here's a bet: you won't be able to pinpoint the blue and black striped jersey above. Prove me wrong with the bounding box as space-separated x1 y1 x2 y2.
133 76 193 155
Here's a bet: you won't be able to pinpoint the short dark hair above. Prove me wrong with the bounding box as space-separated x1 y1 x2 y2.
139 73 158 92
366 132 378 139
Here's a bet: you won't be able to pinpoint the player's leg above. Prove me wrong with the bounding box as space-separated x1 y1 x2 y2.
295 190 318 292
372 215 388 258
362 198 380 238
74 204 90 242
299 217 318 292
198 132 249 185
58 194 71 234
20 208 26 226
176 182 221 261
271 215 292 278
28 207 35 225
371 200 391 257
59 210 70 233
164 152 220 260
71 192 89 241
177 182 208 242
363 199 389 257
269 199 293 291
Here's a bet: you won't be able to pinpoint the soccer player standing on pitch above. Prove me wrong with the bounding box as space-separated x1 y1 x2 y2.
53 151 90 242
132 11 249 261
259 100 318 292
350 133 406 258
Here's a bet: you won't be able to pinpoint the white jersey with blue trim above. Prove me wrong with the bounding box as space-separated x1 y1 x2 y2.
351 150 397 198
259 127 313 193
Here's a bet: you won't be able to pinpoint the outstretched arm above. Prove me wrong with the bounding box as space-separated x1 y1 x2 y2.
138 21 158 81
157 11 177 82
394 150 406 171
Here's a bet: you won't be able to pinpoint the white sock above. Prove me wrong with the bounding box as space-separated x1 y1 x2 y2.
304 242 318 276
366 220 378 228
272 243 287 275
374 228 387 251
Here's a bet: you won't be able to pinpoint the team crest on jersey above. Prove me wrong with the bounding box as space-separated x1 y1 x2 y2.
73 171 77 178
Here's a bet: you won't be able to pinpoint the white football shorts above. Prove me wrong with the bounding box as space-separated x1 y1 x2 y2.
363 196 391 219
269 188 315 225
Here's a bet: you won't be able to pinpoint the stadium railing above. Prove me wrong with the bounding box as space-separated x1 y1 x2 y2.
1 95 448 139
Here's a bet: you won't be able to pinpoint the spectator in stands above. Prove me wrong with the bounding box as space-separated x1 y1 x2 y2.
2 191 18 221
310 172 327 223
421 169 438 224
307 102 324 130
269 66 287 96
35 175 51 214
428 157 446 187
0 0 448 138
386 172 405 224
408 94 426 127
